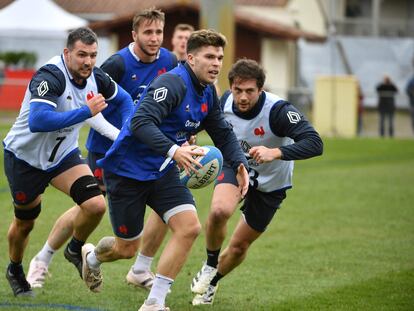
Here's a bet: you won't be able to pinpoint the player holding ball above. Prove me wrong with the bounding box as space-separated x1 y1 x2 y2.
79 29 249 311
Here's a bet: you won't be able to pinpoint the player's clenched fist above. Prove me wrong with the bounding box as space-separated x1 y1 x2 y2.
249 146 282 163
87 93 108 116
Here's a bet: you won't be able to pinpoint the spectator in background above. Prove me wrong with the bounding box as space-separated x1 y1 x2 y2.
171 23 194 63
405 73 414 134
376 75 398 137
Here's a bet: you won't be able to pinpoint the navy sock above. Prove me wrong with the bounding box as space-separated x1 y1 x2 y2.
210 272 223 286
206 248 220 268
67 237 84 255
8 260 23 275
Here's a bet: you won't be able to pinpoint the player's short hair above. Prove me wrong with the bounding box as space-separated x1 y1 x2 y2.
66 27 98 50
187 29 226 54
228 58 266 89
174 23 194 33
132 7 165 31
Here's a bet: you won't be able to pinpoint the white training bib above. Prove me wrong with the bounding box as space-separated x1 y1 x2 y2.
223 92 294 192
4 55 99 170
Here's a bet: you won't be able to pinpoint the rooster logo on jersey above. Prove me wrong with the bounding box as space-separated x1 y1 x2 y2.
157 68 167 76
86 91 95 101
254 126 265 137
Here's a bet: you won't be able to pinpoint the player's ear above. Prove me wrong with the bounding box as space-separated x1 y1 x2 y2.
132 30 137 42
63 47 70 59
187 53 195 66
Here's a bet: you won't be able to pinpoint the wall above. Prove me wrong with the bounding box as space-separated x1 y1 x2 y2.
313 75 358 137
235 25 261 62
261 38 291 98
288 0 326 37
0 68 34 110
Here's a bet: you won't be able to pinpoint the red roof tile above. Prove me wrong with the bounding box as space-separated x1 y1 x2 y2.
0 0 324 41
1 0 287 14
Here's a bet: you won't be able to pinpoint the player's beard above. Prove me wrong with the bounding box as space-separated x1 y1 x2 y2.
72 65 92 82
138 41 159 57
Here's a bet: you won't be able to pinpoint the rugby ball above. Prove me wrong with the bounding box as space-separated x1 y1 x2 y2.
180 145 223 189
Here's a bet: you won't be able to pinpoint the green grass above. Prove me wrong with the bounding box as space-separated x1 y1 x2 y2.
0 122 413 310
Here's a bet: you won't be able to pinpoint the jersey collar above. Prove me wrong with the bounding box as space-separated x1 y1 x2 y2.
184 62 207 95
60 54 88 89
129 42 161 63
232 91 266 120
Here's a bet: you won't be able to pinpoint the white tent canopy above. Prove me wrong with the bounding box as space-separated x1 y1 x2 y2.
0 0 112 68
0 0 87 38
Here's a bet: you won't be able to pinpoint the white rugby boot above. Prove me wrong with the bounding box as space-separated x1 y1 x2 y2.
126 267 155 290
27 257 50 288
192 284 218 305
190 262 217 294
81 243 102 293
138 298 170 311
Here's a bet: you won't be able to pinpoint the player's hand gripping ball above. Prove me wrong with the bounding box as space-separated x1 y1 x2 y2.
180 145 223 189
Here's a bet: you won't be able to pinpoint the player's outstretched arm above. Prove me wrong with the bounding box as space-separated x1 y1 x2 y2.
29 102 92 132
85 113 120 141
249 146 282 164
236 163 249 198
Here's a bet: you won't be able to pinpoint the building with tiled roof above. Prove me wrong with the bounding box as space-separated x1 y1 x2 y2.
0 0 327 96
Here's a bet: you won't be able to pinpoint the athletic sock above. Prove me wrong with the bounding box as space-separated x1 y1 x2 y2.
147 273 174 306
8 260 23 275
67 237 84 255
133 252 153 272
86 249 101 270
210 272 223 286
206 248 220 268
36 241 55 265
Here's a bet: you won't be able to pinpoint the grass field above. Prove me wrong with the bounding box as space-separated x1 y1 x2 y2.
0 122 413 311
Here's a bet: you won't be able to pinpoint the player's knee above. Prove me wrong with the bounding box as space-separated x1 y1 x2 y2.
81 195 106 217
118 247 136 259
14 203 41 224
180 220 201 240
229 240 250 257
13 207 39 235
14 218 35 235
70 175 102 206
210 201 233 223
117 242 139 259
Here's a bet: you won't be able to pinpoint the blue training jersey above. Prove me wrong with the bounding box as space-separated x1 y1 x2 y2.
85 46 176 154
98 65 217 181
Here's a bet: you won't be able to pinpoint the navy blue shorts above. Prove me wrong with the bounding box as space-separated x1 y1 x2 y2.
216 165 287 232
87 152 105 186
4 149 85 205
104 166 195 240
